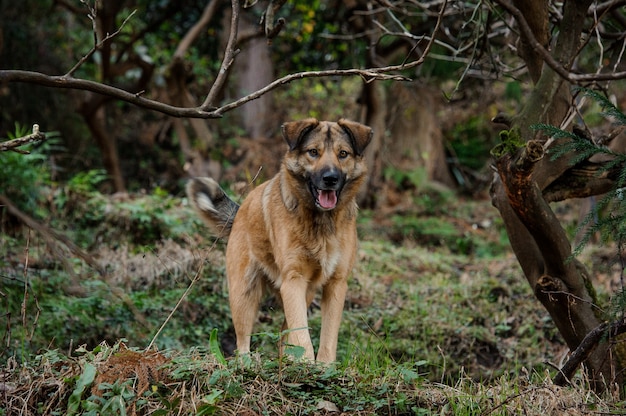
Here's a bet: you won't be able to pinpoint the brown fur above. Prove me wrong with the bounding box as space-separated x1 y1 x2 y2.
186 118 372 362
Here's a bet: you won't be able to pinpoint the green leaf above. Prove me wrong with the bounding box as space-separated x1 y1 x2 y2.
66 362 97 416
209 328 227 365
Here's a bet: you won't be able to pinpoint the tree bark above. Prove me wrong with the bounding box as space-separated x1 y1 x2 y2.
491 0 624 391
511 0 548 83
491 142 615 390
387 82 455 188
359 80 387 205
83 105 126 192
232 13 275 139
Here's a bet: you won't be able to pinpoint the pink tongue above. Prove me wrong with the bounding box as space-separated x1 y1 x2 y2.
319 190 337 209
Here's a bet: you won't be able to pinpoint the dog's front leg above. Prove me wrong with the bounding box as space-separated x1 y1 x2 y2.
280 273 315 360
317 277 348 363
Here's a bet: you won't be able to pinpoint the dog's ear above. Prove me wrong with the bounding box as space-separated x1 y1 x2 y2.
282 118 319 151
338 119 373 156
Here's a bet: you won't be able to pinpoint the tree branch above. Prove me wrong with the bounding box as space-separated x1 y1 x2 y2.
173 0 220 60
0 125 46 153
495 0 626 83
0 70 221 118
554 319 626 386
0 194 105 275
543 162 623 202
0 55 433 120
202 0 241 109
0 0 446 120
65 9 137 77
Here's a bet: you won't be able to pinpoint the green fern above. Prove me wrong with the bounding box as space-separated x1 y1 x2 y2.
581 88 626 125
532 123 604 164
533 89 626 260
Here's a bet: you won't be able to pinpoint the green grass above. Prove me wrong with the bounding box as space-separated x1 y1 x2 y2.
1 188 623 414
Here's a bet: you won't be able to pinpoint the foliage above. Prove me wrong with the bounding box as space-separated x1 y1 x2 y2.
533 89 626 338
3 338 623 415
490 128 525 158
1 175 624 413
447 115 496 171
536 90 626 258
0 124 61 215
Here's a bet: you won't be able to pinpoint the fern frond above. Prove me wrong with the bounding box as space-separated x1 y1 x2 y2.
532 123 577 139
580 88 626 125
531 124 601 163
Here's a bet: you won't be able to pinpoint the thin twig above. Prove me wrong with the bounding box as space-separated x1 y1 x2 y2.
0 0 458 120
203 0 241 109
494 0 626 83
66 9 137 77
145 260 205 351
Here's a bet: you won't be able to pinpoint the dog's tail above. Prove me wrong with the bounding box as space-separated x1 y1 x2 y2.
186 177 239 239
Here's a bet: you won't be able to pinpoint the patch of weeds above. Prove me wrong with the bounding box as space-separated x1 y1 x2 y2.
447 115 496 172
0 125 63 231
384 165 429 191
2 332 622 415
51 182 198 249
345 239 560 385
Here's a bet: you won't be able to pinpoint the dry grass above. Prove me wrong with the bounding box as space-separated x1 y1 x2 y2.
2 342 622 415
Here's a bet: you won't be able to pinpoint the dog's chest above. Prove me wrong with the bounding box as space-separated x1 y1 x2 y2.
309 236 342 280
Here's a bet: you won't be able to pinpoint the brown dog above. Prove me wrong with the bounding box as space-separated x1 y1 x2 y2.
186 118 372 362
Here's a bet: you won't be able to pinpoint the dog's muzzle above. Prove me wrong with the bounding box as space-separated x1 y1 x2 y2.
309 168 344 210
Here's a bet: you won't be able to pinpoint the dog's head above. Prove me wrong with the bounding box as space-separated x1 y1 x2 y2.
281 118 373 211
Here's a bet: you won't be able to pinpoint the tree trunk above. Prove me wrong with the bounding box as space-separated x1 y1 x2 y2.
165 57 221 179
387 82 455 187
234 15 275 139
358 80 387 205
491 143 617 391
491 0 623 391
83 105 126 193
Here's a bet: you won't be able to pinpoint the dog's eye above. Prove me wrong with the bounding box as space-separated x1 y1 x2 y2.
308 149 319 157
338 150 349 159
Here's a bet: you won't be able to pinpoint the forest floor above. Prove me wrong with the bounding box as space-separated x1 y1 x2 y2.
1 181 625 414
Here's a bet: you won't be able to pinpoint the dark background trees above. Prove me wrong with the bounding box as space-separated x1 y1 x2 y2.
2 0 626 396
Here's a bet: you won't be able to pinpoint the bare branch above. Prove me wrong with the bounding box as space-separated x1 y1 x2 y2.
203 0 241 109
66 9 137 77
495 0 626 83
212 68 411 116
0 0 447 120
0 70 220 118
0 125 46 153
173 0 220 59
554 319 626 386
263 0 287 42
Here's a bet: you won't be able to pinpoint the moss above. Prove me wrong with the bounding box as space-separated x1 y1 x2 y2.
490 128 525 158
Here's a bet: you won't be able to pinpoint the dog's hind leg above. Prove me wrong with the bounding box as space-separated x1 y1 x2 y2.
228 265 264 355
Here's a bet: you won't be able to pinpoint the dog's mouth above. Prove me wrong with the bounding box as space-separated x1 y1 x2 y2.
310 184 339 210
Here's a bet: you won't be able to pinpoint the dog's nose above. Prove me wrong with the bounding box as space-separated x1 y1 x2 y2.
322 171 339 187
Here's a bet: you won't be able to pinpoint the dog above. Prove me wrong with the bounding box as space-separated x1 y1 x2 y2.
186 118 372 362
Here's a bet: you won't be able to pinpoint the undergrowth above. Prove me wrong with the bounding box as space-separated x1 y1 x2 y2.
2 339 620 415
1 153 624 413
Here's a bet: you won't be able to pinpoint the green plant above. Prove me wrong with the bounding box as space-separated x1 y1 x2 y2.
384 165 428 190
67 362 97 416
536 89 626 257
0 123 61 215
449 115 496 170
83 379 136 416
